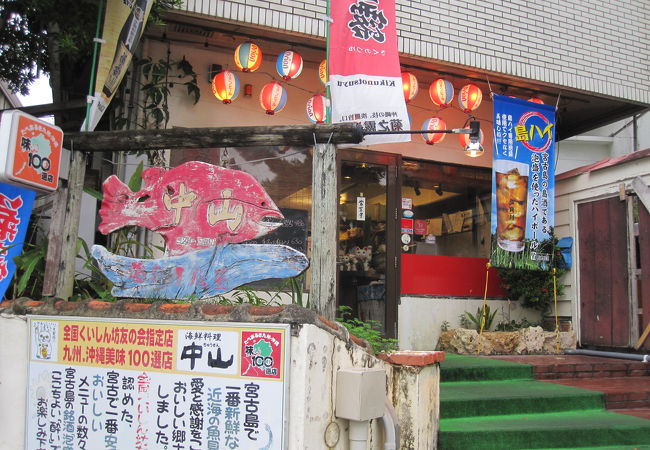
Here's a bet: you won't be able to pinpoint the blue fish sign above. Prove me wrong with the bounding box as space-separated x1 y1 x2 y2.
92 244 309 300
0 182 36 302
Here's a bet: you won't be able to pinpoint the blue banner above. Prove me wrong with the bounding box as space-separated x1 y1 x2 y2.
490 94 556 270
0 183 36 301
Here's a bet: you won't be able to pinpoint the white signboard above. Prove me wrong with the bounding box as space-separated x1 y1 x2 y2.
356 196 366 221
26 316 290 449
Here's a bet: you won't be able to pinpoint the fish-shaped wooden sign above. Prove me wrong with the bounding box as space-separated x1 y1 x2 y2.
91 244 309 300
98 161 284 256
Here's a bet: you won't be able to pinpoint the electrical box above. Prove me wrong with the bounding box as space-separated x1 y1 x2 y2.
335 368 386 421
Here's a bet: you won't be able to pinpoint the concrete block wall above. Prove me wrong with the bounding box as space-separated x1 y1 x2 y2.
178 0 650 104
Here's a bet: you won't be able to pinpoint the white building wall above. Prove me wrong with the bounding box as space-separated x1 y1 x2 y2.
178 0 650 105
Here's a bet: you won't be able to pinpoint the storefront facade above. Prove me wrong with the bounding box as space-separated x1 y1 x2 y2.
123 1 650 349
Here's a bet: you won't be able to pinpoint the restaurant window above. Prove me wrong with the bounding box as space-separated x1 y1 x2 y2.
401 159 492 258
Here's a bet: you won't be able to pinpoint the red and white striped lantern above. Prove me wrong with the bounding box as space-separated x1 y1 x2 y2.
421 117 447 145
306 94 330 123
260 81 288 115
528 97 544 104
211 70 240 104
401 72 419 103
276 50 303 81
429 78 454 108
458 84 483 113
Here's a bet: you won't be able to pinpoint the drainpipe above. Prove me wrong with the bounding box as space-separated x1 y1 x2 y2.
380 398 400 450
565 349 650 363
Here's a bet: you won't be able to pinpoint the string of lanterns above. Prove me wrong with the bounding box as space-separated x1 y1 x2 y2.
211 42 544 150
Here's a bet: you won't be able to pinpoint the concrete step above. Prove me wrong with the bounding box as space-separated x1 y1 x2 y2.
545 377 650 410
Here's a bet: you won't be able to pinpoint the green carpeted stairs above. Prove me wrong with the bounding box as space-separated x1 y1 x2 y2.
439 354 650 449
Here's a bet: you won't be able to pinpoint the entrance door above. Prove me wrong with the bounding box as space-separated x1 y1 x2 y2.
337 149 399 338
578 196 630 347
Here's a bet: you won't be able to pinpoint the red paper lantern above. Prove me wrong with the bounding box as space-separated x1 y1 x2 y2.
234 42 262 72
528 97 544 104
306 94 330 123
421 117 447 145
276 50 303 81
429 78 454 108
260 81 287 115
459 128 484 148
458 84 483 113
401 72 419 103
319 60 328 85
211 70 240 104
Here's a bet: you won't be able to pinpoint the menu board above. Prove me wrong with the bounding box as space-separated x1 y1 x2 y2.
26 316 290 450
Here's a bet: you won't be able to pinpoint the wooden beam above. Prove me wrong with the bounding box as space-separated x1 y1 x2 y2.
0 99 87 117
632 176 650 214
309 142 338 320
63 124 364 152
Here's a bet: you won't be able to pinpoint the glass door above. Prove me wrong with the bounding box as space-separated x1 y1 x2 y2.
337 150 399 338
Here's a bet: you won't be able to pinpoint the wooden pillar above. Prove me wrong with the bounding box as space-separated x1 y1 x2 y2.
310 142 338 320
45 150 86 299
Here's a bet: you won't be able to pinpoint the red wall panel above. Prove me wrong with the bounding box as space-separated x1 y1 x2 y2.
401 254 507 297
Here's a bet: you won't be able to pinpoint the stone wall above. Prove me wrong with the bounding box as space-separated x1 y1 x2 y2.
438 327 577 355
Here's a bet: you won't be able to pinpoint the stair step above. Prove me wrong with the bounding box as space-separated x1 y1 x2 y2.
441 380 604 418
441 353 532 382
544 377 650 410
439 410 650 450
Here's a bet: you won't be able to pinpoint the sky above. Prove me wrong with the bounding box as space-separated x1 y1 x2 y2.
17 75 53 107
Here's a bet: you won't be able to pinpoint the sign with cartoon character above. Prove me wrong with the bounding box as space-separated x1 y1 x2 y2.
26 317 290 449
0 110 63 192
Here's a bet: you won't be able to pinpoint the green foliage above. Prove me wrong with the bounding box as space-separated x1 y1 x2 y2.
496 235 567 313
0 0 182 96
115 55 200 132
463 305 498 331
10 240 46 299
336 306 398 354
212 287 281 307
495 318 540 331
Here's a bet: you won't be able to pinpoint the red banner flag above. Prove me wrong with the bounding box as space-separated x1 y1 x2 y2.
328 0 410 145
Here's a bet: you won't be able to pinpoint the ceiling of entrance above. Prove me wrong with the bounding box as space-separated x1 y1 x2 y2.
158 12 648 141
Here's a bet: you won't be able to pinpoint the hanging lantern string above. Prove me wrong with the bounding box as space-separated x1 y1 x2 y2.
486 74 494 98
477 261 491 354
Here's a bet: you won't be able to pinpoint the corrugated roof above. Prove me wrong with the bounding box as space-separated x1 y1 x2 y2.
557 148 650 181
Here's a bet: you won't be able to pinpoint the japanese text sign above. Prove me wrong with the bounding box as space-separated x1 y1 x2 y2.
490 94 556 270
0 110 63 192
0 182 35 301
328 0 410 145
26 317 290 449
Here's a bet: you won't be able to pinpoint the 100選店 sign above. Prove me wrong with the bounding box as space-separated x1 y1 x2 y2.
26 317 290 449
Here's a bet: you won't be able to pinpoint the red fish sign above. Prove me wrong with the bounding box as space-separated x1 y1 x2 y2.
98 161 284 256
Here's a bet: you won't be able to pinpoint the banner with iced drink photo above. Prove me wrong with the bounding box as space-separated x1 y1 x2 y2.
490 94 556 270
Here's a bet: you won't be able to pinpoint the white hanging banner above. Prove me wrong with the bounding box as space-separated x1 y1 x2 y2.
328 0 410 145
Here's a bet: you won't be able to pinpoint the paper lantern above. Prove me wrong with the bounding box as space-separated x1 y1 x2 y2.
306 94 330 123
401 72 419 103
234 42 262 72
528 97 544 104
429 78 454 108
458 84 483 113
459 128 484 148
276 50 303 81
211 70 240 104
260 81 287 115
319 59 328 85
421 117 447 145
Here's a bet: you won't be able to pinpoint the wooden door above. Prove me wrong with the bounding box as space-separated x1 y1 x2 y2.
337 149 400 338
578 196 630 347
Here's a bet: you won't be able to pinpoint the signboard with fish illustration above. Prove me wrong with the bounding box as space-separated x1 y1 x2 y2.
93 161 309 299
490 95 556 270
